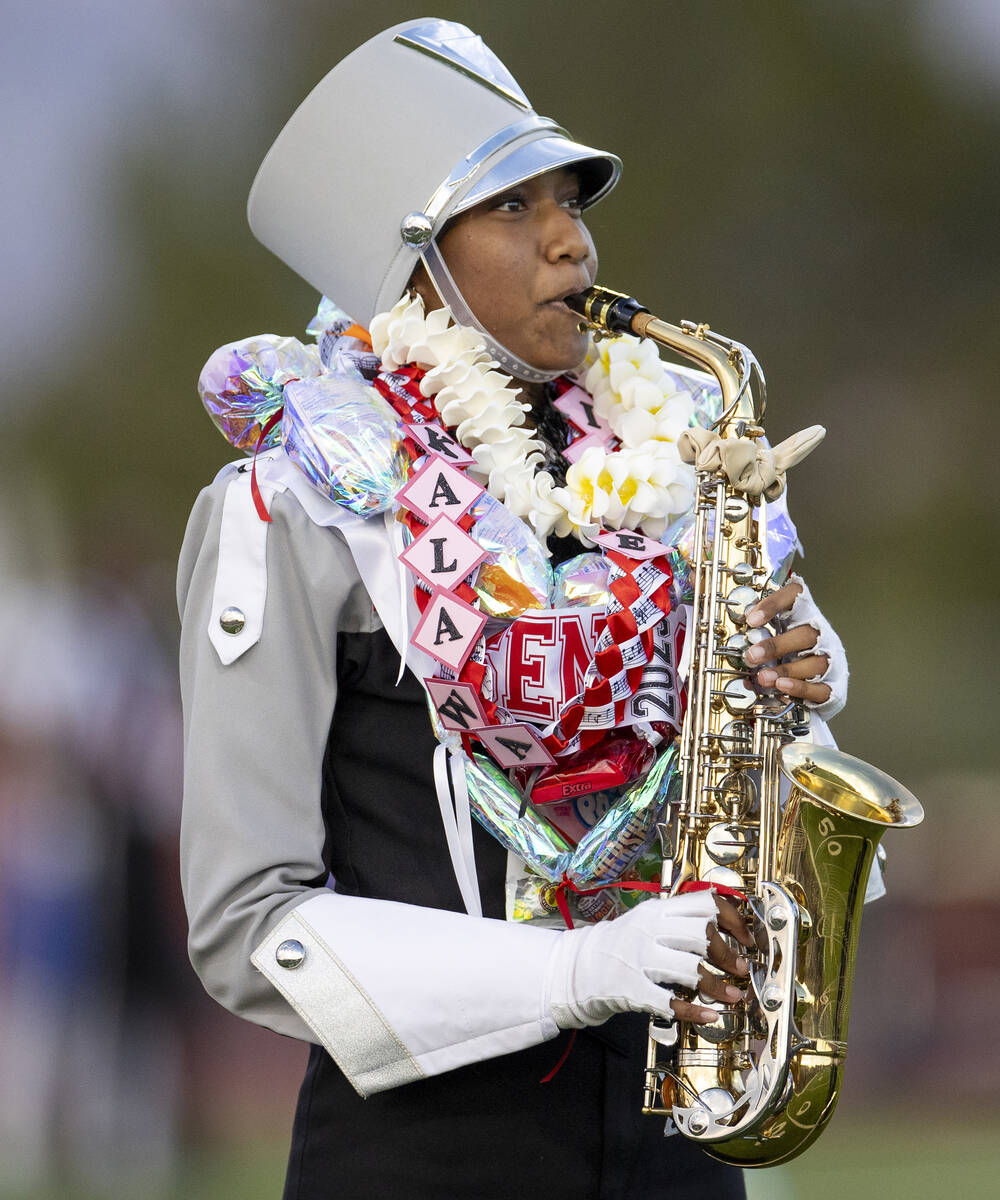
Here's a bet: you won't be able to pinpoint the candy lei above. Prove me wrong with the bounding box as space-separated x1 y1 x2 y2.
365 295 688 767
363 297 694 916
369 293 697 547
195 302 798 909
193 300 720 907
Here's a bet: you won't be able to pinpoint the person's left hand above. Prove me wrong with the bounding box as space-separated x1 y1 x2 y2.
742 581 831 705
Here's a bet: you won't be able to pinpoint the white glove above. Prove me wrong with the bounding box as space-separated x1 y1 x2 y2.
543 891 718 1029
787 572 849 721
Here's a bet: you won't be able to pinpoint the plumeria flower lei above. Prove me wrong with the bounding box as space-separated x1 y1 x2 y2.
370 294 697 547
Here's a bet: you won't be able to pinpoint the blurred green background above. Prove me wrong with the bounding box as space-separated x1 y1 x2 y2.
2 1 997 1196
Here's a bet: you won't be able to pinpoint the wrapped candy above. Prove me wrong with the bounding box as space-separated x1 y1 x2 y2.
564 741 679 887
282 375 410 515
529 730 656 844
199 334 323 452
507 864 622 927
552 552 609 609
617 848 668 910
465 738 679 900
307 295 381 376
307 296 355 357
469 491 552 617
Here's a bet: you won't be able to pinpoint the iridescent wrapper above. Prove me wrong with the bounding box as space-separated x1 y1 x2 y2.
469 491 552 618
307 296 381 374
564 741 679 887
199 335 323 452
660 512 697 603
677 366 724 428
306 295 354 343
282 375 410 515
553 552 609 609
465 753 572 883
764 500 799 585
662 500 800 602
465 737 677 895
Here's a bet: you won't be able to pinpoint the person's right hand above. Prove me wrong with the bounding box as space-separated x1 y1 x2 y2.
670 895 753 1023
545 891 750 1030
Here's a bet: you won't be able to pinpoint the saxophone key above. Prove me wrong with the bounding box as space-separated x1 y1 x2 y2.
721 677 756 714
724 584 759 624
706 821 750 866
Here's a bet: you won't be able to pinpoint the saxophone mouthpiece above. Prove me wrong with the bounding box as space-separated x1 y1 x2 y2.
565 286 650 335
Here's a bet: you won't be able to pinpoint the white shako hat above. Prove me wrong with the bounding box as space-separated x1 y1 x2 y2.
248 18 621 381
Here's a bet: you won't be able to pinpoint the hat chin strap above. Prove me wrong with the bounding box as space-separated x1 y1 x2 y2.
420 240 563 385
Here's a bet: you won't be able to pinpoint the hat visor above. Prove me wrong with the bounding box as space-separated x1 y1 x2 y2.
450 134 621 217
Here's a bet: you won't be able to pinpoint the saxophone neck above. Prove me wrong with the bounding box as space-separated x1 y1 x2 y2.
566 285 763 428
638 315 760 429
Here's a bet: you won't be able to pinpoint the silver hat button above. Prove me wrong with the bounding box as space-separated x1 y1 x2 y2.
219 606 246 635
400 211 433 249
275 939 306 969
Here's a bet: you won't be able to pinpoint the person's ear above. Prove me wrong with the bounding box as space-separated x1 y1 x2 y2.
407 261 445 313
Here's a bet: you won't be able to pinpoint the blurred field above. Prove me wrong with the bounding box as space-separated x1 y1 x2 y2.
760 1112 1000 1199
5 1109 996 1199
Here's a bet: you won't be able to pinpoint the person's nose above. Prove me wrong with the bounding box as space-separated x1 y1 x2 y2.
542 202 592 266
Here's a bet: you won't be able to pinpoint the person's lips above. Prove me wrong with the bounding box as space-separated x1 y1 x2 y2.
541 284 591 313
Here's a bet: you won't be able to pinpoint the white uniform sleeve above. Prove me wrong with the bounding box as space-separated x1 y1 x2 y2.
787 572 849 722
177 469 561 1097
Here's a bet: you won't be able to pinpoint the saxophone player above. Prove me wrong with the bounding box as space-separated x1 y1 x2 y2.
179 20 853 1198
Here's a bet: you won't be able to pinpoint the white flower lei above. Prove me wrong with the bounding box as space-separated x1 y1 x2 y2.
370 294 697 546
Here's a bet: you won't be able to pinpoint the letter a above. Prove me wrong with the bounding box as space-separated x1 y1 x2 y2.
434 606 463 645
496 736 531 761
428 471 460 509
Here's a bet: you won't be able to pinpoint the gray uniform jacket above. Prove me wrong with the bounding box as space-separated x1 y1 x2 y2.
178 454 564 1097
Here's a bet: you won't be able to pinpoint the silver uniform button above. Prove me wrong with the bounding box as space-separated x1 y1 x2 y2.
275 939 306 969
400 211 433 249
219 606 246 635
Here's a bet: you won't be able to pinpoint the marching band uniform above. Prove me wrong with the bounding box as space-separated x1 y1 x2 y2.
179 462 744 1198
179 21 858 1200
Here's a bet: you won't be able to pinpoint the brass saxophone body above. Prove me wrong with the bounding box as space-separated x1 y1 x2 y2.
567 287 923 1167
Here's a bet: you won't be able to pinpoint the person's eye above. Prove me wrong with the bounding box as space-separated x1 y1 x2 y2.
493 193 526 213
560 194 583 213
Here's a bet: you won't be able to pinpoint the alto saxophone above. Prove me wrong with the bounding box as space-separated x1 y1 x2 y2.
567 287 923 1167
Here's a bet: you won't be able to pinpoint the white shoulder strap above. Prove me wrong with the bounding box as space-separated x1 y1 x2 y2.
207 460 284 665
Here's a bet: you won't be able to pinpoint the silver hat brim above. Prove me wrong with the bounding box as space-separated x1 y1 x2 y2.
450 134 621 217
